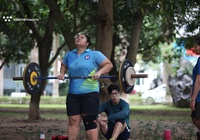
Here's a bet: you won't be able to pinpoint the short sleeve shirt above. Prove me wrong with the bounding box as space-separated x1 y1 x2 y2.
62 48 106 94
193 57 200 102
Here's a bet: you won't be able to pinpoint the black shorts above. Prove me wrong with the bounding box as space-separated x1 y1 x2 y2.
104 120 130 140
66 92 99 116
191 102 200 119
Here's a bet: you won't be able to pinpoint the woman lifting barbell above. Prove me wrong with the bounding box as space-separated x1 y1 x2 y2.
12 33 148 139
57 32 113 140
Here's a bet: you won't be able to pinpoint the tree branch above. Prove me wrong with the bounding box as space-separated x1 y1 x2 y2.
48 41 67 66
138 30 168 53
0 52 12 70
44 0 75 50
13 0 42 43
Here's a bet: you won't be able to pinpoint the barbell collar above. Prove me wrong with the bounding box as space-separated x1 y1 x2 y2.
131 74 148 78
13 77 23 80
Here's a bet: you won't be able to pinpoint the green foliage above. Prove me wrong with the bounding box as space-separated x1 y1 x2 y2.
0 96 67 105
0 23 33 64
58 0 97 34
1 0 199 66
0 0 49 64
161 43 182 73
112 0 199 66
0 0 99 66
59 82 69 96
1 0 199 121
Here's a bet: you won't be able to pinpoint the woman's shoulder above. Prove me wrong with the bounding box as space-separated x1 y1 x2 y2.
89 49 102 54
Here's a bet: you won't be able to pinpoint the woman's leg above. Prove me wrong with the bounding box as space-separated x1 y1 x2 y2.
82 115 99 140
68 115 82 140
81 92 100 140
86 127 99 140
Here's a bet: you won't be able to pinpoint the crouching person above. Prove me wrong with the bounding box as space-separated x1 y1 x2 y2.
97 84 131 140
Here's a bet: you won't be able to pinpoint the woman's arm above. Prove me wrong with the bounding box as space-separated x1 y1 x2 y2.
92 58 113 80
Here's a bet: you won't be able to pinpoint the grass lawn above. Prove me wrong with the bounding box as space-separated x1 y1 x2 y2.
0 103 191 122
0 102 195 140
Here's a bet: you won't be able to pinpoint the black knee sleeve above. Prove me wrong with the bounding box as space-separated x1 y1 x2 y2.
82 115 97 131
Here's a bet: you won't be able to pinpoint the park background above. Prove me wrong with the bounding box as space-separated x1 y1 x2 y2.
0 0 200 139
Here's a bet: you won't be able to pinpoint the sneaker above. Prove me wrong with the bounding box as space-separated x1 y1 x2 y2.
197 132 200 140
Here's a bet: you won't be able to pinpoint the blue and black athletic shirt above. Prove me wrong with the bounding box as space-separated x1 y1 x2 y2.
192 57 200 102
62 48 106 94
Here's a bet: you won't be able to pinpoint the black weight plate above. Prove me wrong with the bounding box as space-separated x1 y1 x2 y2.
23 62 42 95
118 59 134 94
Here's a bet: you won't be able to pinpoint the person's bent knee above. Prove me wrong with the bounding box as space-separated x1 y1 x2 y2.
82 115 97 131
116 118 126 125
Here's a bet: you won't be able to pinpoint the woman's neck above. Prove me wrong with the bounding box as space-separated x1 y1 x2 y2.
77 47 87 55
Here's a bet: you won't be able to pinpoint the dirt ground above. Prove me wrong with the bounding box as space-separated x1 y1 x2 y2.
0 109 197 140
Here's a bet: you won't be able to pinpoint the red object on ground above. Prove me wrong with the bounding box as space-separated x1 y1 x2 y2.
51 135 68 140
164 129 171 140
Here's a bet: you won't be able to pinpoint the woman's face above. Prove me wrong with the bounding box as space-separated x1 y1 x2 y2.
194 44 200 55
75 34 89 48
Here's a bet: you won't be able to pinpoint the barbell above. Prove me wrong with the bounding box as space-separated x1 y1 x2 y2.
13 59 148 95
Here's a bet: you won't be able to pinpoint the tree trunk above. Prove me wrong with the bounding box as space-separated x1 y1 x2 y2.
28 46 40 120
28 26 53 120
163 61 171 84
96 0 113 57
28 59 50 120
127 10 144 66
28 93 41 120
52 33 59 97
96 0 113 102
0 60 3 96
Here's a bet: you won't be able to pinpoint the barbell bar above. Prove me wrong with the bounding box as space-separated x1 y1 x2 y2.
13 74 147 80
12 76 119 81
13 59 148 95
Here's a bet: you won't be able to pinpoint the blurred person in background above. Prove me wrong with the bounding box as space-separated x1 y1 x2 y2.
190 37 200 140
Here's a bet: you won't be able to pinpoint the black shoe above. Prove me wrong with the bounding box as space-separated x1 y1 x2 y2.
197 132 200 140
